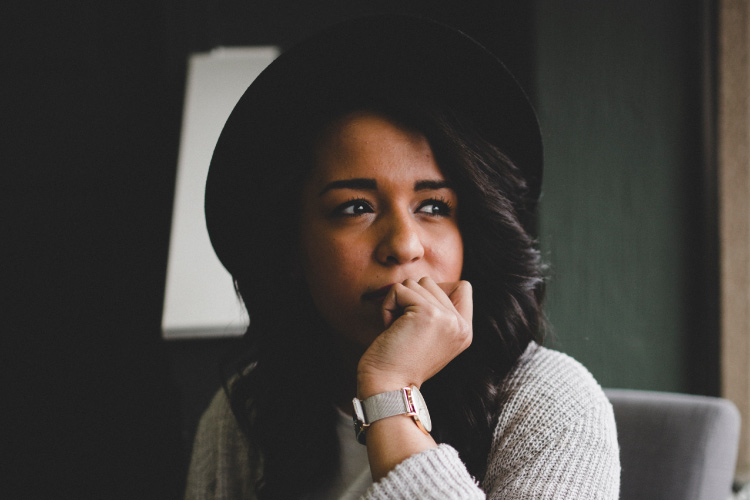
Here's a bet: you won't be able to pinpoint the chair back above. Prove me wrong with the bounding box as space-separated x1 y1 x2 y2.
605 389 740 500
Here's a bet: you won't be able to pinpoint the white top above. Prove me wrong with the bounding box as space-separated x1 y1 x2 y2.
311 408 372 499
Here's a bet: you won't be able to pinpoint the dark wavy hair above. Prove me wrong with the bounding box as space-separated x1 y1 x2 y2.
223 97 545 500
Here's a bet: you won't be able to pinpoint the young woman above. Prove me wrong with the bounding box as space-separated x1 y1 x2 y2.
186 15 620 500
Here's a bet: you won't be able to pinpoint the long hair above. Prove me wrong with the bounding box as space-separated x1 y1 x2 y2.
224 98 545 499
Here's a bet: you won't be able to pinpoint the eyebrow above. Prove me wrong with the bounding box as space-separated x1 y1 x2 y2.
414 180 450 191
318 178 377 196
318 178 451 196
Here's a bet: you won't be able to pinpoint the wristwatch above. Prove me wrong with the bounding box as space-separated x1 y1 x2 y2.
352 385 432 445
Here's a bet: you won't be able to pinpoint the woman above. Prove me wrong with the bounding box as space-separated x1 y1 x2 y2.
187 15 620 500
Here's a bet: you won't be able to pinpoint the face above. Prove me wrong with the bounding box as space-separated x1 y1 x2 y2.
299 112 464 349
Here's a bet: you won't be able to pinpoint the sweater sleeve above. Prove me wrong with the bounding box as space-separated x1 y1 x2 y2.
361 445 485 500
360 345 620 500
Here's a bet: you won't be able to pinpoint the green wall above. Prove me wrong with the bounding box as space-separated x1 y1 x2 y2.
534 1 707 392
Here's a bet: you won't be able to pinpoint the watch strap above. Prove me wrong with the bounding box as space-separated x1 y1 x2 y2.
353 386 431 444
361 389 412 423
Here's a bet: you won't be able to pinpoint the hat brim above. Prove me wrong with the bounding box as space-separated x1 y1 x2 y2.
205 15 542 275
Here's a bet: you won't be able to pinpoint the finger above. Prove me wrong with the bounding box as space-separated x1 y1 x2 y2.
438 280 473 324
401 277 445 306
381 282 428 328
417 276 455 310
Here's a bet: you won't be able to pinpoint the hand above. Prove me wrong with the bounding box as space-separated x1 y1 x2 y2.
356 277 473 399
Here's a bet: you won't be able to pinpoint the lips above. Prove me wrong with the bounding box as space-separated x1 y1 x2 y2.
362 284 394 303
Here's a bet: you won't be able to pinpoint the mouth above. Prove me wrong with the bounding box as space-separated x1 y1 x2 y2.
362 284 395 303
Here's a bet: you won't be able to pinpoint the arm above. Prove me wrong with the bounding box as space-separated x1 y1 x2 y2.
354 277 485 499
362 409 438 481
360 396 619 500
360 346 621 500
362 445 485 500
356 277 473 482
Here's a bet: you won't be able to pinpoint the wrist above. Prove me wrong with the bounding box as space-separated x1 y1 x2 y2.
352 385 433 446
356 373 420 400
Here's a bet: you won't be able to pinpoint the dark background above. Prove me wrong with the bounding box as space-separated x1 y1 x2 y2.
5 1 711 498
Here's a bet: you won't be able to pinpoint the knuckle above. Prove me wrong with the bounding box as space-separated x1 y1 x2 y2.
423 306 441 322
457 322 472 343
441 314 460 335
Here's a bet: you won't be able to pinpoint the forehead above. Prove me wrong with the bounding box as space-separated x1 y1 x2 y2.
309 111 445 184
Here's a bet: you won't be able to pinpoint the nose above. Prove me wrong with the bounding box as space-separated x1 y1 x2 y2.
374 210 425 265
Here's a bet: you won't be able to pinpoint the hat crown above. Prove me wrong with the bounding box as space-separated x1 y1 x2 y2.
205 15 542 275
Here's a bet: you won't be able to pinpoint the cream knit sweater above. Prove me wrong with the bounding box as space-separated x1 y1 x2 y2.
185 344 620 499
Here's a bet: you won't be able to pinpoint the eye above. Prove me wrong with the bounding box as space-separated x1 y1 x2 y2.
417 197 454 217
334 198 374 217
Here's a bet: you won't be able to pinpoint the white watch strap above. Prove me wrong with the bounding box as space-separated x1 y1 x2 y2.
362 388 410 423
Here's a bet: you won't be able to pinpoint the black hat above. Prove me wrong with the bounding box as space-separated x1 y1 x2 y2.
205 15 543 276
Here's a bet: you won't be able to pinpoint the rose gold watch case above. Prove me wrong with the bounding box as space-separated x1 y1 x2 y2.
403 386 432 434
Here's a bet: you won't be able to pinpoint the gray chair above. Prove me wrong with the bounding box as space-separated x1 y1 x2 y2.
605 389 741 500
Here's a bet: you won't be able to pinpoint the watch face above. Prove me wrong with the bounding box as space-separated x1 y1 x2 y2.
411 386 432 432
352 398 368 445
352 398 366 424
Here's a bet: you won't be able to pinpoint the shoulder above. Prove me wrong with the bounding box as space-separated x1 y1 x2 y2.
184 389 258 500
199 388 235 427
499 342 610 423
482 343 620 498
190 389 249 462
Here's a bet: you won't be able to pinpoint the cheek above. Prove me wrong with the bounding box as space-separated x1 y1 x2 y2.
302 232 367 300
429 230 464 281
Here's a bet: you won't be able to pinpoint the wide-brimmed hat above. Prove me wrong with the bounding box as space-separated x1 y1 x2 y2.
205 15 543 276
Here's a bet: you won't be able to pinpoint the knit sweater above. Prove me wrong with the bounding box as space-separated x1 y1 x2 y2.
184 344 620 499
